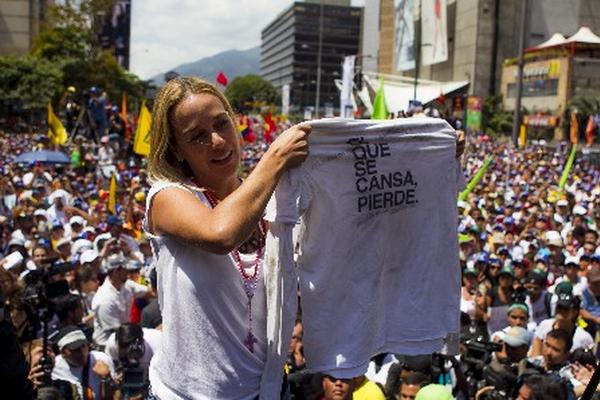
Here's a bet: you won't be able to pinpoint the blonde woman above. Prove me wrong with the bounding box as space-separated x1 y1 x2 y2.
144 76 310 399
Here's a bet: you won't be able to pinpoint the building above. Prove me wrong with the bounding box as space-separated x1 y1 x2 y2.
375 0 600 100
501 27 600 141
260 0 362 114
0 0 51 56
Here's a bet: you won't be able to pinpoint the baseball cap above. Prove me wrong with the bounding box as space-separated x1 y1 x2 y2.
557 199 569 207
126 259 142 271
56 237 71 249
69 216 86 227
502 326 532 347
415 384 454 400
463 266 477 276
71 239 92 256
56 326 88 351
80 249 99 264
498 266 514 277
107 216 123 226
106 254 126 271
555 281 574 296
545 230 563 247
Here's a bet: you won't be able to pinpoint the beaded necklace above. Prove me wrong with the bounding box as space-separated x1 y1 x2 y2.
202 189 266 353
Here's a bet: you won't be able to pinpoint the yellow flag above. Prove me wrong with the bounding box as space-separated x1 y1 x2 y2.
133 101 151 156
48 103 68 145
108 174 117 215
518 124 527 148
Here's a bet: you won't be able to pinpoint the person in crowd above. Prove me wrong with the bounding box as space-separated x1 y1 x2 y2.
393 371 429 400
140 268 162 329
581 266 600 338
530 292 594 355
91 254 151 348
524 269 553 327
322 375 354 400
51 325 117 399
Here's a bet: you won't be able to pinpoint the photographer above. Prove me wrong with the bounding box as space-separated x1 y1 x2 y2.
51 325 116 399
104 323 161 386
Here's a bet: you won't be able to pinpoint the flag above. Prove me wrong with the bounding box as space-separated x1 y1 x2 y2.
570 111 579 144
216 71 228 86
108 173 117 214
518 124 527 148
371 79 388 120
559 145 577 191
585 115 596 146
48 103 68 145
264 111 276 144
437 90 446 104
121 92 131 139
133 101 151 156
458 155 494 201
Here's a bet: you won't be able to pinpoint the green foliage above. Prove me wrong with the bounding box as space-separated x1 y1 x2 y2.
482 94 513 136
569 94 600 116
0 0 147 114
224 75 279 112
0 56 63 109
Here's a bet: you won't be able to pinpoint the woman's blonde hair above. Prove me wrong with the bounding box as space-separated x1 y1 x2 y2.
148 76 236 183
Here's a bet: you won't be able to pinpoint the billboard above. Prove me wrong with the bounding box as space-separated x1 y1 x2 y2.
394 0 415 72
421 0 448 66
98 0 131 69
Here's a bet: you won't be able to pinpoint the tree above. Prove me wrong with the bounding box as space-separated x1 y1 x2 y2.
482 94 513 136
224 75 279 112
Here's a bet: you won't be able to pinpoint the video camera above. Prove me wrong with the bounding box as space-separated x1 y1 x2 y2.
116 324 148 398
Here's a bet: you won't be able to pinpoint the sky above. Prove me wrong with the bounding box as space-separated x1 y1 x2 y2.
130 0 366 80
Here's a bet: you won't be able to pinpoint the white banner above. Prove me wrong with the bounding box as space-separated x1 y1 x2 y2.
421 0 448 66
394 0 415 72
340 55 355 118
281 84 290 116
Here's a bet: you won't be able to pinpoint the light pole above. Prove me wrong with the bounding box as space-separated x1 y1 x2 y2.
314 0 324 117
511 0 529 146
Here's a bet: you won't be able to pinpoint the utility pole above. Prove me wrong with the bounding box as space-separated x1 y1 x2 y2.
511 0 529 146
315 0 324 117
413 0 422 101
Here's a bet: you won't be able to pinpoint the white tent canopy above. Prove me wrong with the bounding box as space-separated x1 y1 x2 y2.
565 26 600 44
535 33 567 49
362 72 469 113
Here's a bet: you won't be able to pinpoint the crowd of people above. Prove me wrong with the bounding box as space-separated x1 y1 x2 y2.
1 83 600 400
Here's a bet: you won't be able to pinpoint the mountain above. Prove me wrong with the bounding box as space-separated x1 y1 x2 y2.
150 46 260 85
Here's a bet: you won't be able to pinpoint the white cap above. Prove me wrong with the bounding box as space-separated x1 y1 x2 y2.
573 205 587 216
545 230 563 247
80 249 100 264
33 209 47 217
106 254 127 271
71 239 93 256
69 216 86 227
56 237 71 249
556 199 568 207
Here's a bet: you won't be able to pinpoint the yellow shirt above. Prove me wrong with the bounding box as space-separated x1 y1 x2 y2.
353 379 385 400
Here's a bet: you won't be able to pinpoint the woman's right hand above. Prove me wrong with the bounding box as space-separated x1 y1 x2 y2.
267 123 311 170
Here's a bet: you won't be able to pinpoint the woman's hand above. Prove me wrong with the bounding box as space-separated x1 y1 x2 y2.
456 130 466 159
266 123 311 170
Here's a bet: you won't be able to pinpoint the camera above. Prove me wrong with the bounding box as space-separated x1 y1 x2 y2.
116 324 148 398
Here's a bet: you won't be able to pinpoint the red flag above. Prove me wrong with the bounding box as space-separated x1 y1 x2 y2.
263 111 276 144
438 90 445 104
586 115 596 146
216 71 228 86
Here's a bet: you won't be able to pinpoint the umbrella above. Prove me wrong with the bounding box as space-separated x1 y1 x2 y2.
15 150 71 165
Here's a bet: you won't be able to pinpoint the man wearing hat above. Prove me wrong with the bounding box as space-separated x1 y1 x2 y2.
51 325 116 399
524 270 553 327
91 254 151 348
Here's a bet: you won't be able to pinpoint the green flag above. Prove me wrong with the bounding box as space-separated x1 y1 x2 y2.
458 155 494 201
558 144 577 191
371 79 388 120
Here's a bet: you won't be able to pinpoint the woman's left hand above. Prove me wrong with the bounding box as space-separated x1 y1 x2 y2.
456 130 465 159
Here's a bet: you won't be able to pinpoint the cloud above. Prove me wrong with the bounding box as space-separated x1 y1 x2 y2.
130 0 366 80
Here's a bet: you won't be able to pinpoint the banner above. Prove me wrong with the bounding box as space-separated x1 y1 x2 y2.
281 84 290 116
98 0 131 69
421 0 448 66
340 55 355 118
108 173 117 214
466 96 482 132
394 0 415 72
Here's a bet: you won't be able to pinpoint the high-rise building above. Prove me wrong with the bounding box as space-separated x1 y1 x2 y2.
0 0 51 56
260 1 362 114
375 0 600 98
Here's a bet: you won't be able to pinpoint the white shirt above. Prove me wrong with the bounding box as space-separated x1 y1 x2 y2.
145 182 267 400
534 318 595 351
91 278 148 346
52 350 116 399
265 118 463 379
104 328 162 381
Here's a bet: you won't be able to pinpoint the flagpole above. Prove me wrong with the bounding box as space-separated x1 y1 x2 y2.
314 0 324 117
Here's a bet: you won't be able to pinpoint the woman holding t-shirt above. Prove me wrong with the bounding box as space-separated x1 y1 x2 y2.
144 76 310 399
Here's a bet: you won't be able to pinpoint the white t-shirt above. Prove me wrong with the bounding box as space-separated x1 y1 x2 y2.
145 181 267 400
52 350 116 399
104 328 162 380
91 278 149 346
533 318 595 351
265 118 463 378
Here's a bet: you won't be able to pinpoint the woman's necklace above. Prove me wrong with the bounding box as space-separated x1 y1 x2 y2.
203 189 266 354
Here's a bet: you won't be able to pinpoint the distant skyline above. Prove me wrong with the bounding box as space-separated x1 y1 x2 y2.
130 0 366 80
